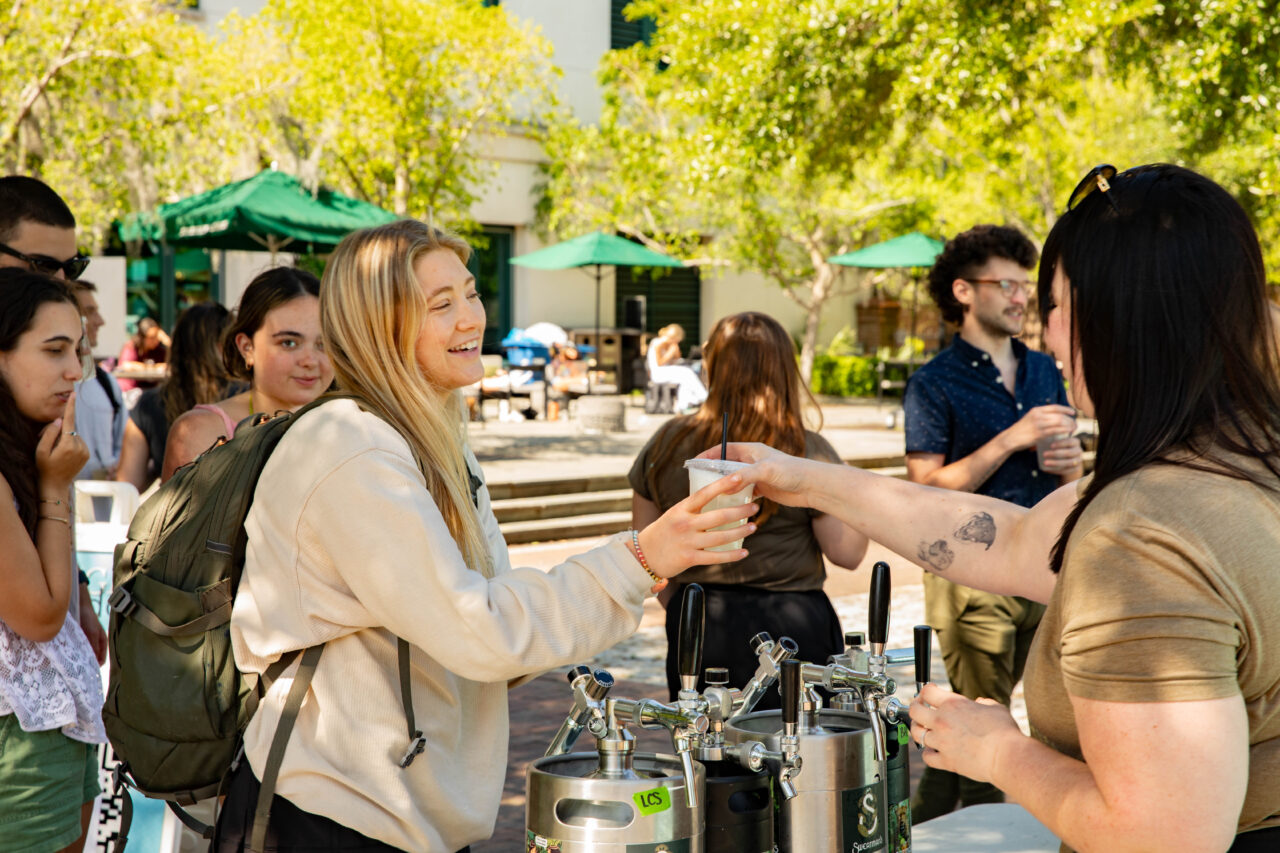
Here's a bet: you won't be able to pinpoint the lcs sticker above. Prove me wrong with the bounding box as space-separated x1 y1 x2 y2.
633 786 672 816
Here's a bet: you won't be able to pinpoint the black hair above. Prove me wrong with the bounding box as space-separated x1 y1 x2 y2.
0 176 76 244
160 302 233 425
1038 163 1280 573
928 225 1039 325
0 268 79 537
221 267 321 381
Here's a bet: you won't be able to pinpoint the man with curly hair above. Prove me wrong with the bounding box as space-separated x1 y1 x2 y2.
903 224 1082 822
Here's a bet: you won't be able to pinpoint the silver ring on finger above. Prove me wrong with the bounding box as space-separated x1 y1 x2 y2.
921 729 929 751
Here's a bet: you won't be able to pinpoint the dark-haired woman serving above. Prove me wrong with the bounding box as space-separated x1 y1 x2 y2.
720 164 1280 851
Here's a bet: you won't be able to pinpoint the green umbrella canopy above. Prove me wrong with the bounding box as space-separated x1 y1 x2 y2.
827 232 945 269
117 170 397 252
510 231 684 393
510 231 684 270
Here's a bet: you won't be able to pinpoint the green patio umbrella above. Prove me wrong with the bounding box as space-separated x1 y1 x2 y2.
118 169 397 256
826 231 944 268
510 231 684 391
828 231 945 359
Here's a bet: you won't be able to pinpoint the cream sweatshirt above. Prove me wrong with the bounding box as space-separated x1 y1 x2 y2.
231 399 652 851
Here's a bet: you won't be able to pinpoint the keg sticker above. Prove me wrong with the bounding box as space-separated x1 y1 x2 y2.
633 786 672 816
624 841 691 852
525 831 562 852
897 723 909 745
841 784 886 852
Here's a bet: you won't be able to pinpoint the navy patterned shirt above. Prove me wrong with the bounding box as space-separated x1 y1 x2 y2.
903 335 1069 508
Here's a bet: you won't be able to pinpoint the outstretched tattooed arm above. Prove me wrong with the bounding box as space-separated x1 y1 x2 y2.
719 443 1075 604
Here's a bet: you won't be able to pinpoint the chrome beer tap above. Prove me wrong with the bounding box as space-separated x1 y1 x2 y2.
671 584 804 799
544 665 614 757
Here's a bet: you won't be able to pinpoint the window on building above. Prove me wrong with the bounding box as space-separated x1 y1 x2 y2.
615 264 701 355
468 226 513 354
610 0 656 50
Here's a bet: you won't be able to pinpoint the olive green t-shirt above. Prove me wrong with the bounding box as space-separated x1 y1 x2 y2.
628 420 843 591
1024 456 1280 835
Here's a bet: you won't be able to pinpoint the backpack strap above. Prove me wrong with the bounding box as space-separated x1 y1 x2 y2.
250 643 325 853
96 365 121 417
397 638 426 767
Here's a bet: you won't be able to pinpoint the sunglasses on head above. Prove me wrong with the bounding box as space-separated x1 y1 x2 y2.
0 242 90 280
1066 164 1121 215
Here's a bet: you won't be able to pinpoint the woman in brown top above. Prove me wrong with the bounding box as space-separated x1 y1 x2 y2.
717 165 1280 851
630 311 867 705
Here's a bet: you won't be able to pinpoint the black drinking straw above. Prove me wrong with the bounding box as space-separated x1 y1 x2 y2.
720 411 729 460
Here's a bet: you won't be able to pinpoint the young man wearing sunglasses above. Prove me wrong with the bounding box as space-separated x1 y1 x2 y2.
0 175 107 666
0 175 91 281
903 223 1082 823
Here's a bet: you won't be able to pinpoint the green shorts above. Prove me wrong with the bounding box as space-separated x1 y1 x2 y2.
0 714 100 853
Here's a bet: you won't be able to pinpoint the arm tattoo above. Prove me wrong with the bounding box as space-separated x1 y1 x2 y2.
918 539 955 572
954 512 996 550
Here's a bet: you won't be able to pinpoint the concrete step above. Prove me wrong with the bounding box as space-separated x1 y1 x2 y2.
500 510 632 545
492 489 632 523
487 474 630 502
484 454 903 501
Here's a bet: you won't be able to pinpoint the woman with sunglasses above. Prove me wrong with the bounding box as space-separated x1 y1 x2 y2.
718 164 1280 851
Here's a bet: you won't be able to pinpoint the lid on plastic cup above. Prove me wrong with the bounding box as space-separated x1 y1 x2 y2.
684 459 750 476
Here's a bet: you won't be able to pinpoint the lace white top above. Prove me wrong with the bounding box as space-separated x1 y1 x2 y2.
0 611 106 743
0 503 106 743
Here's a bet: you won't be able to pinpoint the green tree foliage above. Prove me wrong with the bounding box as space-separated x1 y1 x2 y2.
543 0 942 380
259 0 560 224
1 1 276 251
544 0 1280 377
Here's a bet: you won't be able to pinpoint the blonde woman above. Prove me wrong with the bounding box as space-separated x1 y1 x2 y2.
646 323 706 413
214 221 756 852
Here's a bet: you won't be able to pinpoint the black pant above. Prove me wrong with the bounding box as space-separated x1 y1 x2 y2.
1230 824 1280 852
213 760 470 853
664 583 842 709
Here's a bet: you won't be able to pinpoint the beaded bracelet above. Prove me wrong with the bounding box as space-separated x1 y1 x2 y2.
630 528 667 593
40 498 66 508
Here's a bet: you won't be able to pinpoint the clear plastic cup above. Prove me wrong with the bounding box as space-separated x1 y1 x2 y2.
684 459 754 552
1036 433 1072 472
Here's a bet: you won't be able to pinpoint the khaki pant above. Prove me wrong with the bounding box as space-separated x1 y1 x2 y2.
911 573 1045 824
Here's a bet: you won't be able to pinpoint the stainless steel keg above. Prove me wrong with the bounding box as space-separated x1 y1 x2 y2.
526 752 705 852
726 708 908 853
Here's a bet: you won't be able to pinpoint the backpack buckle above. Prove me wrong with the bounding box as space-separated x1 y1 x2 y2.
108 586 136 617
399 731 426 768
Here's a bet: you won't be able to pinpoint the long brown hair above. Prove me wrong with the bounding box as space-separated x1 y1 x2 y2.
160 302 233 424
1039 164 1280 573
647 311 820 523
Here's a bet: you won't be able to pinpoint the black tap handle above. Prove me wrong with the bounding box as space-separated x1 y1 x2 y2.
914 625 932 687
869 561 891 647
678 584 706 682
780 659 800 727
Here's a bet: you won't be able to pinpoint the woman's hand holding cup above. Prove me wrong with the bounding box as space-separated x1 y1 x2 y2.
635 472 758 581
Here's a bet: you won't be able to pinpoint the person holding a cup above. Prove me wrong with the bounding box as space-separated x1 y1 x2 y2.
716 165 1280 851
902 224 1083 822
629 311 868 707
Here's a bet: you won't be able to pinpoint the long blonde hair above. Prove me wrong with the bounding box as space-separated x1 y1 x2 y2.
321 220 492 577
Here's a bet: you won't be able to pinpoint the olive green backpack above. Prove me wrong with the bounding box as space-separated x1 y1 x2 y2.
103 396 426 852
